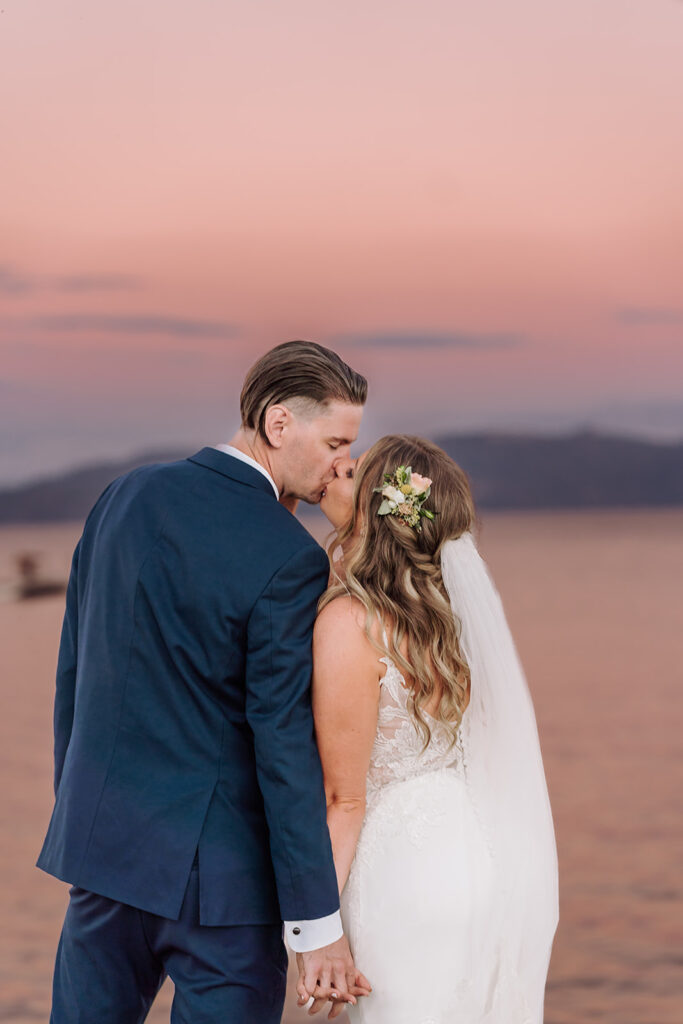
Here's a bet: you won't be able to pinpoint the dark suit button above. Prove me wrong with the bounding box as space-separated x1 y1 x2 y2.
293 927 301 935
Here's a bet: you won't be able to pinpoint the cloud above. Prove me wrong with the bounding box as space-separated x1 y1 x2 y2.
32 313 239 339
0 264 144 296
0 266 34 295
54 274 144 293
617 307 683 326
334 331 523 351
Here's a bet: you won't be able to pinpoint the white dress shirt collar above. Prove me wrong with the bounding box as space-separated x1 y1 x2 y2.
214 444 279 499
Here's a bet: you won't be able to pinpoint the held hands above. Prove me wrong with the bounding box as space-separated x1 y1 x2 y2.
296 935 372 1019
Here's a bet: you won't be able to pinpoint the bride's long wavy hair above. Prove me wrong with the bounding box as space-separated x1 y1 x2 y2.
320 435 476 749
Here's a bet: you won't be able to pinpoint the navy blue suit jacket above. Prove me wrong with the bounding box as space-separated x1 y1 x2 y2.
37 448 340 926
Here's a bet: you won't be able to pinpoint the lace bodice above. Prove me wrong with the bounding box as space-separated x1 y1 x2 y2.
365 654 465 806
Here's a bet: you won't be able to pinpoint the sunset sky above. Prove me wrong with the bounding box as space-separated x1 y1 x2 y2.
1 0 682 484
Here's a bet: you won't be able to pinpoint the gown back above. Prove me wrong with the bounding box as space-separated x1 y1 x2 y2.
341 652 545 1024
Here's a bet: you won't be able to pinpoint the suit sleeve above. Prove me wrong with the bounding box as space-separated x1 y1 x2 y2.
245 541 341 923
53 539 81 794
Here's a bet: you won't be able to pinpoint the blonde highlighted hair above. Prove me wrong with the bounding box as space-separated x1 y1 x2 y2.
320 435 476 749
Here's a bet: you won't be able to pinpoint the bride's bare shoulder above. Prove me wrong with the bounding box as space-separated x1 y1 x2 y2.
314 595 381 663
315 593 366 635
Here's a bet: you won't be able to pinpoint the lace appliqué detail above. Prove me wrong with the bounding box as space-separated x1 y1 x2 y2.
365 656 465 806
367 654 495 861
344 656 469 876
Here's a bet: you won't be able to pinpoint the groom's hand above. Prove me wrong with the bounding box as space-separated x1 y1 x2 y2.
295 934 371 1015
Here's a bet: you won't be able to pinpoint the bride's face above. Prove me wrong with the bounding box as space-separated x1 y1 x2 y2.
320 451 367 530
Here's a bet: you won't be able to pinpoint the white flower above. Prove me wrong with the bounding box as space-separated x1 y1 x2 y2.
382 485 404 504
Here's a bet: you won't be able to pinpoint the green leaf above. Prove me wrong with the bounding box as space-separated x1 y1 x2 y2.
377 500 393 515
421 509 435 520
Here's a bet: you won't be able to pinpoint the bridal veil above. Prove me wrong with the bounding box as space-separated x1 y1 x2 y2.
441 532 559 1022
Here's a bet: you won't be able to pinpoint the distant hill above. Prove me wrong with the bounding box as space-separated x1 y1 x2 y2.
435 431 683 510
0 432 681 524
0 450 187 524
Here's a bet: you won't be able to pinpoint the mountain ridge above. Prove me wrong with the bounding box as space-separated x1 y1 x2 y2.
0 432 681 524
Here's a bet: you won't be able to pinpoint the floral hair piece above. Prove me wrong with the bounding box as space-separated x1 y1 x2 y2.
374 464 436 531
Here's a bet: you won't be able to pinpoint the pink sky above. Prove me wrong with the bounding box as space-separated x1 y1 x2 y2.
1 0 682 482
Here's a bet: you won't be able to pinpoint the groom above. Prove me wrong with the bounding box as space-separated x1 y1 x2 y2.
38 341 369 1022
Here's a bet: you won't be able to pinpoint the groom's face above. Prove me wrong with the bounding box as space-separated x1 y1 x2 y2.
278 400 364 504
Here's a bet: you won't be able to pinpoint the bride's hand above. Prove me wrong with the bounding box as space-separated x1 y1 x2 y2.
295 940 371 1016
325 973 371 1018
326 993 347 1020
297 973 372 1018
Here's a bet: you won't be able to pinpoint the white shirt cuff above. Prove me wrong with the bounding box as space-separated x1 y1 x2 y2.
283 910 344 952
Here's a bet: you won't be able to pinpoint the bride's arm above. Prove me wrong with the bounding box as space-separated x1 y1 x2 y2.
312 597 381 894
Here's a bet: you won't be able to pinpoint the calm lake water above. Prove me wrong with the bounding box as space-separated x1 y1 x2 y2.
1 509 681 1023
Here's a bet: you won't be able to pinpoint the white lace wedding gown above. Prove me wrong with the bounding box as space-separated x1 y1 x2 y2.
341 653 545 1024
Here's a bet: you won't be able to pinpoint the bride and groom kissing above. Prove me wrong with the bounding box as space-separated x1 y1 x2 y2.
38 340 558 1023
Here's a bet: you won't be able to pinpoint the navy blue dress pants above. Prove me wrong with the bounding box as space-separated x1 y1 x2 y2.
50 866 288 1024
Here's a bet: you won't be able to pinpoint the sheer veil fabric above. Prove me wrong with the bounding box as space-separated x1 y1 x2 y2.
341 531 558 1023
441 532 559 1019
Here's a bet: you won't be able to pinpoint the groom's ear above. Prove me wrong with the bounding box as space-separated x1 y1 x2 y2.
263 403 290 449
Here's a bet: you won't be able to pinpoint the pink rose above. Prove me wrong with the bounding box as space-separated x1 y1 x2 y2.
410 473 432 493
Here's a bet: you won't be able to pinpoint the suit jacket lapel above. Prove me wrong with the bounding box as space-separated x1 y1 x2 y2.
188 448 277 498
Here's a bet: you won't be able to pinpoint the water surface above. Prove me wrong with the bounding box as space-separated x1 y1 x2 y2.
1 510 681 1023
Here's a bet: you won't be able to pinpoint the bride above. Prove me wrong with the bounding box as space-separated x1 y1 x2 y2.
298 435 558 1023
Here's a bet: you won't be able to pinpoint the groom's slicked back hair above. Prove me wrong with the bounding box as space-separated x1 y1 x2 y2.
240 340 367 444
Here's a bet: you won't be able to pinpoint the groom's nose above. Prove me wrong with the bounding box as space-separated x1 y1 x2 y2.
322 457 342 485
